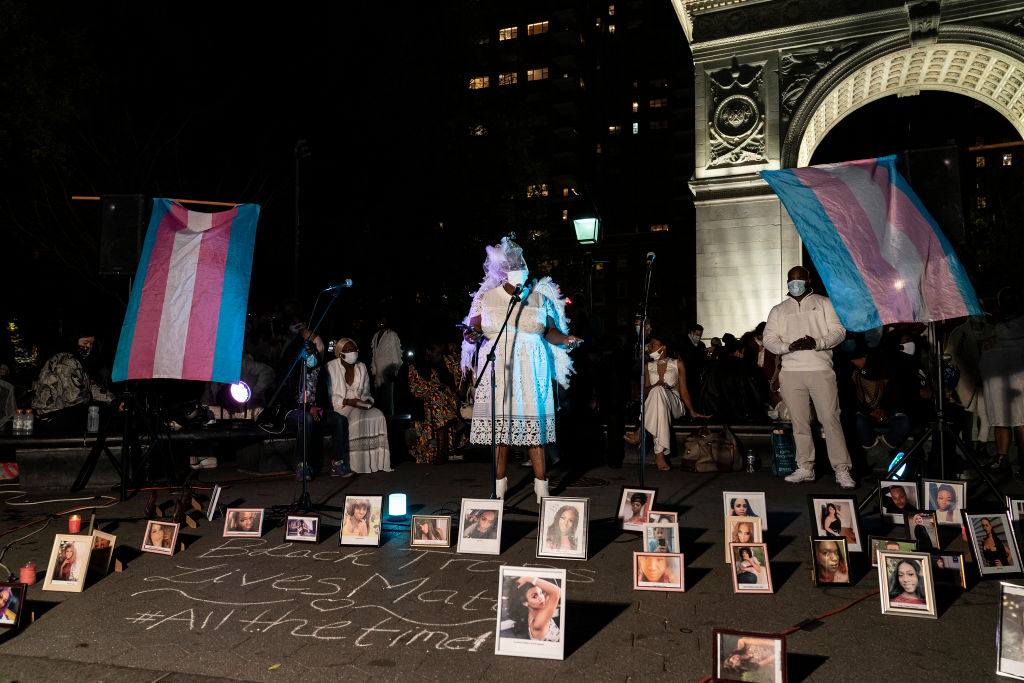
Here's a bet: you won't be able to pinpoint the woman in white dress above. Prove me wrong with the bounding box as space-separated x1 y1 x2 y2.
980 287 1024 473
462 237 581 502
326 338 392 473
625 336 707 470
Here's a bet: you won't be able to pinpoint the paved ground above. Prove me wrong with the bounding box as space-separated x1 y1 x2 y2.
0 442 1018 682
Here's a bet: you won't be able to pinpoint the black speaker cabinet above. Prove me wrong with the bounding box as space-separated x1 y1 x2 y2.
99 194 150 275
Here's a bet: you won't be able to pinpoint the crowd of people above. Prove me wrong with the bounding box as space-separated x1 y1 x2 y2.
5 252 1024 489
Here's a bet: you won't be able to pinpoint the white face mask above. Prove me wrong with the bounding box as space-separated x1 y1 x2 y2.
649 347 664 360
788 280 807 297
900 342 915 356
342 351 358 364
507 269 529 287
288 323 302 334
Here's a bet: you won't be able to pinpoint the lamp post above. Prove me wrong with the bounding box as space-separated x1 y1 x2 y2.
573 216 601 313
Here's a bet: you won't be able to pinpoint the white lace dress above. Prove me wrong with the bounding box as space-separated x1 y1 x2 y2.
469 286 560 446
325 359 393 473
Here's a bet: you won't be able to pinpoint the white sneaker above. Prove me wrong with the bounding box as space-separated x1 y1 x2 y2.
784 467 815 483
835 468 856 489
190 455 218 470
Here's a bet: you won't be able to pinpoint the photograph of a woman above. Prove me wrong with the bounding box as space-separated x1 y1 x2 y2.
906 512 939 551
633 552 684 591
53 541 78 583
223 509 263 537
495 567 566 660
725 516 762 562
285 515 319 543
340 496 383 546
731 543 772 593
721 492 768 530
811 538 850 585
964 512 1021 576
924 481 964 525
411 515 449 547
542 503 581 555
714 631 785 683
142 521 179 555
457 499 503 555
42 535 92 593
619 488 656 531
808 496 862 551
877 552 937 618
644 523 679 553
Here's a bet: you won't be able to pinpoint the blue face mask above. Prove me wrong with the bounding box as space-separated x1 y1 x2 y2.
787 280 807 297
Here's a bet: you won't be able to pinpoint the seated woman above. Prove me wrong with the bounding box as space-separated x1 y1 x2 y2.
32 329 115 433
406 341 467 463
625 335 708 470
326 338 392 473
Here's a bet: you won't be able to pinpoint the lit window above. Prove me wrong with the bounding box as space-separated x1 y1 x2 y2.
651 78 667 87
632 122 638 134
649 97 668 108
608 24 615 34
527 67 549 81
609 4 615 15
562 187 570 197
499 72 518 86
1004 153 1014 166
527 21 549 36
470 124 487 136
527 183 549 198
562 209 568 220
608 125 621 134
475 36 490 45
595 17 601 27
499 26 518 41
632 101 638 112
596 143 602 154
468 76 490 90
650 120 668 130
976 156 986 168
977 196 987 208
651 224 669 232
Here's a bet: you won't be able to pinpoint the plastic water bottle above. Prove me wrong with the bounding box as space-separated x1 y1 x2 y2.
12 409 23 435
23 409 34 435
87 406 100 433
745 450 759 473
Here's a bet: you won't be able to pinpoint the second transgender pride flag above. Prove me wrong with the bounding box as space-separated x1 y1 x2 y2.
112 198 260 383
760 155 981 332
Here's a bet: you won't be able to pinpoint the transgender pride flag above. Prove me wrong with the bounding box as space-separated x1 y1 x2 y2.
112 198 260 383
759 155 981 332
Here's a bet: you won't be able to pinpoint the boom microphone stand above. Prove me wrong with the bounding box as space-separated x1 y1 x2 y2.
637 252 655 488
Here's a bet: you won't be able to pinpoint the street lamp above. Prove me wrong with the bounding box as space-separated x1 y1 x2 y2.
573 217 601 245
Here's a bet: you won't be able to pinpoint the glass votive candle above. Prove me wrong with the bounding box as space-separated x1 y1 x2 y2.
19 562 36 585
68 515 82 534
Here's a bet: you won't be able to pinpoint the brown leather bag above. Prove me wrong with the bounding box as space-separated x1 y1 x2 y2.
680 426 717 472
709 425 744 472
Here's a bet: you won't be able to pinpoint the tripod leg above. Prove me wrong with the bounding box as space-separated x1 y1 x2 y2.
943 423 1006 502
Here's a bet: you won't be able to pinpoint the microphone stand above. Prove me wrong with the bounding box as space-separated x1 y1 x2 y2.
474 285 525 500
637 256 655 488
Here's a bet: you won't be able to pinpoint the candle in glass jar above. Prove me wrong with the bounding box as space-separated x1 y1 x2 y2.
68 515 81 533
19 562 36 585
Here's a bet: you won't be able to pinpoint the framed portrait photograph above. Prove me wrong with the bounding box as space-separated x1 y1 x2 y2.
42 534 93 593
206 484 222 522
725 516 762 563
921 479 965 526
633 552 685 592
457 498 503 555
618 486 657 532
806 495 863 552
495 566 566 660
929 552 967 589
536 497 588 560
722 492 768 530
730 543 773 594
869 536 917 567
876 550 937 618
810 537 851 586
1009 497 1024 522
284 514 320 543
410 515 451 547
963 511 1023 578
0 582 26 631
88 530 116 577
712 629 786 683
998 582 1024 679
642 523 680 554
879 480 920 524
223 508 264 537
340 496 383 547
142 521 179 555
904 510 940 551
647 510 678 524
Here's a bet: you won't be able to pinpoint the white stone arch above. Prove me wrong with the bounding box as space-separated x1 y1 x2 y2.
782 24 1024 169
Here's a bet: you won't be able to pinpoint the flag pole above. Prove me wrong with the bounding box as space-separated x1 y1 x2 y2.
72 196 239 207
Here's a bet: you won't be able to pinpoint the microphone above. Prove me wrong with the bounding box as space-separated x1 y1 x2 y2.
322 279 354 292
517 279 535 303
646 252 656 266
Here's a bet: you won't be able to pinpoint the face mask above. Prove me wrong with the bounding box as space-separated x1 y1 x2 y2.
342 351 358 364
649 348 664 360
78 346 92 359
787 280 807 297
507 269 529 287
688 333 701 345
901 342 916 356
288 323 302 334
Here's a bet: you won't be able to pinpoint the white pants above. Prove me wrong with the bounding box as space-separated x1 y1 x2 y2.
644 385 683 454
778 369 851 472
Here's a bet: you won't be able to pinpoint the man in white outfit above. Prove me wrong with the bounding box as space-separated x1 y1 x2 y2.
763 266 856 489
370 317 403 418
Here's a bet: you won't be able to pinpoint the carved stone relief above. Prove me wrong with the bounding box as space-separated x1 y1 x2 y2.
779 41 861 135
706 59 767 168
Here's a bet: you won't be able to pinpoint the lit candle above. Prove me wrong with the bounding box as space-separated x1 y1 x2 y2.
19 562 36 585
68 515 81 533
